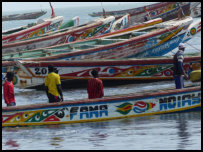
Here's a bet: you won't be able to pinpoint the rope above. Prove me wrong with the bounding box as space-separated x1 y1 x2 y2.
184 42 201 52
190 2 201 11
163 16 201 53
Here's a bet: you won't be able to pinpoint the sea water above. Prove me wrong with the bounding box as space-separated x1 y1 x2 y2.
2 2 201 150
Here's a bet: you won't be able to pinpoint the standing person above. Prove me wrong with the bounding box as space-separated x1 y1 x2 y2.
3 72 16 107
45 64 63 103
173 43 189 89
87 69 104 99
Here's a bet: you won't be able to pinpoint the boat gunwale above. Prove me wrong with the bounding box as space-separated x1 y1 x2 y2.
2 17 162 54
2 86 200 112
2 21 52 40
2 20 105 48
17 23 182 61
19 56 201 67
90 2 178 16
2 55 201 69
3 16 192 60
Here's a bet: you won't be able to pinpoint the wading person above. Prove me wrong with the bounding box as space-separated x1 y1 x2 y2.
173 43 189 89
87 69 104 99
3 72 16 107
45 64 63 103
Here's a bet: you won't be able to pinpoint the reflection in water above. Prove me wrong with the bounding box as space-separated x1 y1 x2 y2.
160 112 201 150
176 113 190 150
89 132 108 147
5 139 19 149
50 137 63 148
2 112 201 150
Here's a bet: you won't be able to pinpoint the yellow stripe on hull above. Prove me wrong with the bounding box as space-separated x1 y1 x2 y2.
2 104 200 127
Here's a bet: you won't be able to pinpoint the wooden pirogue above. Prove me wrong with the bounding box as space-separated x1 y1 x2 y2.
2 56 201 89
2 15 64 44
2 10 47 22
2 85 201 127
2 17 193 61
2 16 159 55
89 2 200 24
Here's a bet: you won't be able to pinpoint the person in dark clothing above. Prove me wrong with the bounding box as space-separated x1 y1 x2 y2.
45 64 63 103
3 72 16 107
173 43 189 89
87 69 104 99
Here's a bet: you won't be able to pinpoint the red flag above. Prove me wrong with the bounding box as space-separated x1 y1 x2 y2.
49 2 55 18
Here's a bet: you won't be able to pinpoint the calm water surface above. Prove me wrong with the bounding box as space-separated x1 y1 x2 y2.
2 111 201 150
2 2 201 150
2 81 201 150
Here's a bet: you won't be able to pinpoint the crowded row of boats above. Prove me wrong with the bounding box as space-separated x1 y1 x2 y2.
2 2 201 127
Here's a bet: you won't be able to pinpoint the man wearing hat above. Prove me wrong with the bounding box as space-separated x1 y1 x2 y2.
173 43 189 89
45 64 63 103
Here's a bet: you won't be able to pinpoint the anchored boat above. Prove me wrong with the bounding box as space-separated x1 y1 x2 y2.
2 16 116 54
133 17 201 58
2 16 79 38
2 17 193 61
89 2 200 25
2 56 201 89
2 3 64 44
2 85 201 127
2 10 47 22
2 15 64 44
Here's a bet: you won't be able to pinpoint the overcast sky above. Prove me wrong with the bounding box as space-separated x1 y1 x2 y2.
2 2 138 12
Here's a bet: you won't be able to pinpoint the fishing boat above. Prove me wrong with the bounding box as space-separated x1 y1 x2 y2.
183 18 201 42
89 2 200 25
133 17 201 58
2 10 47 21
1 17 162 55
2 3 64 44
2 16 193 61
2 15 64 44
2 16 116 54
2 84 201 127
2 56 201 89
2 16 79 40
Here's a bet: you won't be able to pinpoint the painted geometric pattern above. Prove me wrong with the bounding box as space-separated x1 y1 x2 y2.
116 103 133 115
133 101 156 113
29 63 198 79
116 101 156 115
61 65 174 78
2 108 67 124
67 23 112 43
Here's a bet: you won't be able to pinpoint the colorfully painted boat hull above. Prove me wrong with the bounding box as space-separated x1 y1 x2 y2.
132 18 201 58
89 2 199 24
2 85 201 127
2 17 193 61
2 16 115 54
2 56 201 88
2 15 64 44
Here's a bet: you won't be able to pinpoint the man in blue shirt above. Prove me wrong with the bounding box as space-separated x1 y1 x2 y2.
173 43 189 89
